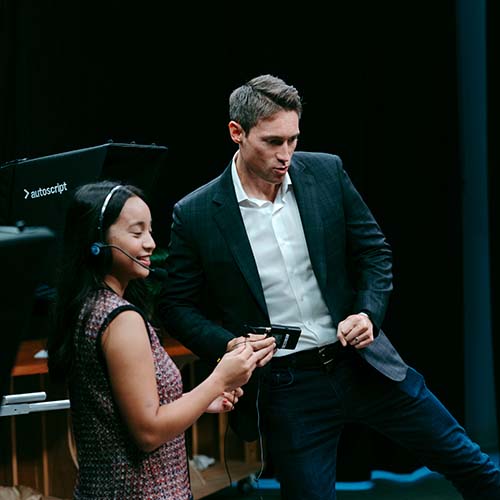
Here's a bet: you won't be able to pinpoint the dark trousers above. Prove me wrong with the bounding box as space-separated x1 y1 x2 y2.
264 353 500 500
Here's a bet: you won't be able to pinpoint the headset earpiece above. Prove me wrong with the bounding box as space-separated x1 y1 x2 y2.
90 242 103 256
89 240 112 274
89 184 124 267
89 241 111 268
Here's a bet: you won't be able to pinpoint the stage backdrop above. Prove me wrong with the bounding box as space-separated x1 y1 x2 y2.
1 0 497 481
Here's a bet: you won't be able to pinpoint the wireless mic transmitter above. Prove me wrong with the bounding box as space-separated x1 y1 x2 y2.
244 324 301 350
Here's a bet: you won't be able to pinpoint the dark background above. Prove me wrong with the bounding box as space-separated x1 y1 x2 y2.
1 0 498 478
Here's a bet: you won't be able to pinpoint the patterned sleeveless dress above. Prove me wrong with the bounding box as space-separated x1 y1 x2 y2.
69 289 191 499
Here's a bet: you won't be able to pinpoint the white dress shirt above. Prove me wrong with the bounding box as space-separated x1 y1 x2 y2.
231 158 337 355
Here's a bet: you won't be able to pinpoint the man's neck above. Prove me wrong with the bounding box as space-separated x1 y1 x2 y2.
235 160 280 202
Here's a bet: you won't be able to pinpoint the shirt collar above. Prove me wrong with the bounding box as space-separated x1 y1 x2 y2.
231 152 292 205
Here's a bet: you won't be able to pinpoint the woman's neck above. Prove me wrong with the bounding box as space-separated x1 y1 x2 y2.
103 275 126 297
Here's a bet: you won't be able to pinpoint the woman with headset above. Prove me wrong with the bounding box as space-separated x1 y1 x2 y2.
47 180 275 499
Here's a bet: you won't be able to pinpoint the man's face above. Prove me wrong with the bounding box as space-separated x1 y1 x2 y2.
234 110 300 187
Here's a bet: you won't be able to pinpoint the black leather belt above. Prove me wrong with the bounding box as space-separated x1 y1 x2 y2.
271 342 353 372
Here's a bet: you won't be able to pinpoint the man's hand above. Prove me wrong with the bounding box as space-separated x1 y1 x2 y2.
337 313 374 349
227 334 276 367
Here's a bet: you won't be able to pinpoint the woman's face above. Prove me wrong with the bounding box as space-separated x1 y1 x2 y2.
106 195 155 284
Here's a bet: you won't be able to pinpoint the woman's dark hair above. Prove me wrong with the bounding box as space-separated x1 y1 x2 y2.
47 180 151 382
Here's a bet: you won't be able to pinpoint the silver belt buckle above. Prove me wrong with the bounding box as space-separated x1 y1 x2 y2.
318 345 334 371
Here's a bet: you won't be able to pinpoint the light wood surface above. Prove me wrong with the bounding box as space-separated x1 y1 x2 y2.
11 336 196 377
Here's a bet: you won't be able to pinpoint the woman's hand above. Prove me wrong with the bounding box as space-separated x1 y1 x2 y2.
205 388 244 414
214 340 275 392
226 333 276 367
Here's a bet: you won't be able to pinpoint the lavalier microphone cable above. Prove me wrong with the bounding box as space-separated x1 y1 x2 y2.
222 373 265 500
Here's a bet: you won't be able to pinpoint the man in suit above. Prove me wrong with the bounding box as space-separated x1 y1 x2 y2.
158 74 500 499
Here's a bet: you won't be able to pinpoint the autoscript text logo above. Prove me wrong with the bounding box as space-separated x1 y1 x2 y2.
24 182 68 199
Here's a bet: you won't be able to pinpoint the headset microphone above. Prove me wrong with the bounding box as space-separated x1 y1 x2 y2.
90 242 167 281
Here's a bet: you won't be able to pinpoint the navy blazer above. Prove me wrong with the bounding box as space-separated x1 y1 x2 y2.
159 151 408 440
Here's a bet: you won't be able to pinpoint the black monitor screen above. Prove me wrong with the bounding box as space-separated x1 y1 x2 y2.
0 142 168 252
0 142 168 339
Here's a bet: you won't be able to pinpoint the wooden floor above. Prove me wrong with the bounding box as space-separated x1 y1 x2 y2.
191 460 262 499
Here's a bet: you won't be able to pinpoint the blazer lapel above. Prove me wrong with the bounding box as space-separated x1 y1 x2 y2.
289 160 328 293
212 167 269 316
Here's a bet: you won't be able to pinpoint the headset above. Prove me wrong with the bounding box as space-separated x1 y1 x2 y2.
89 184 167 280
89 184 125 265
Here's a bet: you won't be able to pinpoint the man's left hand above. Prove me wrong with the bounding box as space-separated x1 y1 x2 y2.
337 313 374 349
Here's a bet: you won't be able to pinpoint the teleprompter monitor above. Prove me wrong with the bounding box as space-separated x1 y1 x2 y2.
0 142 168 339
0 142 168 258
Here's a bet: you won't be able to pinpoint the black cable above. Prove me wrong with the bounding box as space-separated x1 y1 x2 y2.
223 413 233 487
222 377 265 500
255 380 265 481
